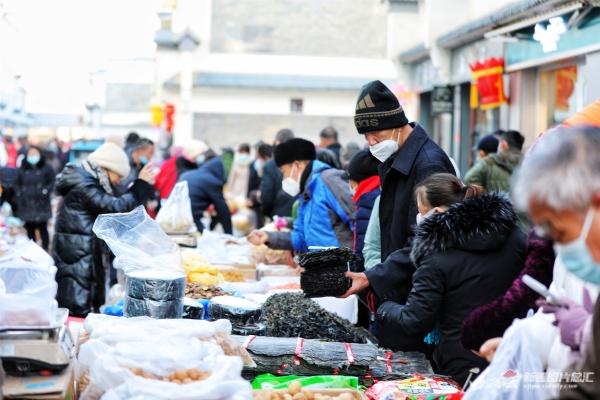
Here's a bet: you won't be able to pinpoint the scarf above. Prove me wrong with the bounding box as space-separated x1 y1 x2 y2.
83 160 114 195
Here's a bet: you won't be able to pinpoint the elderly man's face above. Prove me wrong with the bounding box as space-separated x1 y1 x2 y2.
530 198 600 262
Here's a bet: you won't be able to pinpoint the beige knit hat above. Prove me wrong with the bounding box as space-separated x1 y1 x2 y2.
182 140 209 161
88 142 131 177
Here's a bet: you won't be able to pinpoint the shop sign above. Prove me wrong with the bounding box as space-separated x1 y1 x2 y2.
469 57 507 110
431 86 453 115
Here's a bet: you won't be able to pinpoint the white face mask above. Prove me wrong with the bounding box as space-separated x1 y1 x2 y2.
369 130 399 162
416 208 436 226
281 163 301 197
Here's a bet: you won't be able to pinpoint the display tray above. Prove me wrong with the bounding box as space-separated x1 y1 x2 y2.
253 389 366 399
0 308 69 333
168 232 198 248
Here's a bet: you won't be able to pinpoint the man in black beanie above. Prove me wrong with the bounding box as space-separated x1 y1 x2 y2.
248 138 354 253
343 80 455 351
260 128 297 219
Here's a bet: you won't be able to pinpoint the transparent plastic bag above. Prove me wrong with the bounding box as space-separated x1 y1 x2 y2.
0 293 57 328
0 258 58 329
92 206 183 274
208 296 262 325
156 181 195 234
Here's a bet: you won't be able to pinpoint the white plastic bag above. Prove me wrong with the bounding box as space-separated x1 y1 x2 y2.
81 337 251 400
464 318 555 400
92 206 183 274
156 181 195 234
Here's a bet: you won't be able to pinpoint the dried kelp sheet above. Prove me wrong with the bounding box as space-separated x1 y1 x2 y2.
232 335 433 381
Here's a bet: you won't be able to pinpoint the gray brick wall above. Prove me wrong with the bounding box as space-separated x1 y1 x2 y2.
193 112 362 148
104 83 153 112
210 0 388 58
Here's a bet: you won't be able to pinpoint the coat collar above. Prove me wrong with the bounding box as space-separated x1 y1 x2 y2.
410 193 517 263
387 123 429 176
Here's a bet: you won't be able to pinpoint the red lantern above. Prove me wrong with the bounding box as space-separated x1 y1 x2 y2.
469 58 507 110
164 103 175 133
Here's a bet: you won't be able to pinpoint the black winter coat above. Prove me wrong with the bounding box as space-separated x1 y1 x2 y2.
365 123 455 304
260 159 295 218
377 194 526 385
179 157 232 234
15 160 55 223
52 163 150 317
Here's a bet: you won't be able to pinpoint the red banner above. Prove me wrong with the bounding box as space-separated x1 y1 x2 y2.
555 66 577 111
470 58 507 110
164 103 175 133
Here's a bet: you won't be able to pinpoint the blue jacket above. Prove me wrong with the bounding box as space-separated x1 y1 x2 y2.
268 160 354 252
179 157 232 234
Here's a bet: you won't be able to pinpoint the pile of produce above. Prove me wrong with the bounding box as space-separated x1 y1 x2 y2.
222 270 245 282
254 381 359 400
130 367 211 384
262 293 375 344
251 245 293 266
182 250 223 286
185 283 231 299
298 248 354 297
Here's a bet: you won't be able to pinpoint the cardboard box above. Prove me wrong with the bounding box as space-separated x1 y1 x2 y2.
2 364 74 400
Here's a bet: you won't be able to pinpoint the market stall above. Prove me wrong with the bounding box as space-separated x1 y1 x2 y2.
0 204 464 399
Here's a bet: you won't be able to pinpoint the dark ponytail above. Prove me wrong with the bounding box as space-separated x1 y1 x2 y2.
415 173 484 209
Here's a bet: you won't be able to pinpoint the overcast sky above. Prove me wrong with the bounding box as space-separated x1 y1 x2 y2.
0 0 159 114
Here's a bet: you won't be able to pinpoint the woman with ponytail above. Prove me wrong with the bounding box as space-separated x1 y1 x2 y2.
376 173 526 385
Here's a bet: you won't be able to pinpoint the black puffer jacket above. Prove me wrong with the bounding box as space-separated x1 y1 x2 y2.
15 157 55 223
52 163 150 317
377 194 526 385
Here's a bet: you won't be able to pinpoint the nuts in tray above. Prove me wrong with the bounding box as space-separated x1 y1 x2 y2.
254 381 357 400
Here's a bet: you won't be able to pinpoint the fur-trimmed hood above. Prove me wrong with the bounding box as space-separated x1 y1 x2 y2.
411 193 517 263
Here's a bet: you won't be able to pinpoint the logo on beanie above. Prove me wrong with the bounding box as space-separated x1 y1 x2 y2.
355 117 379 128
356 94 376 111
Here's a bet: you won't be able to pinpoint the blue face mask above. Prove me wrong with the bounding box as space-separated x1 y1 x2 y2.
554 207 600 285
27 155 40 165
196 154 206 165
139 156 149 166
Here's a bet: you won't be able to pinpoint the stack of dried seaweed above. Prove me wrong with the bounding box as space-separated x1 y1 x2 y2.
298 248 355 297
262 293 375 344
231 335 433 383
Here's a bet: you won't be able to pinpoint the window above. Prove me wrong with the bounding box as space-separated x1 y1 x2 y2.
290 98 303 114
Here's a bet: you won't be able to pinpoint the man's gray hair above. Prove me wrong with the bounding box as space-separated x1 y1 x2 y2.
513 125 600 212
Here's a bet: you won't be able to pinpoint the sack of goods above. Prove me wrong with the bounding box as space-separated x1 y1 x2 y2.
297 248 355 298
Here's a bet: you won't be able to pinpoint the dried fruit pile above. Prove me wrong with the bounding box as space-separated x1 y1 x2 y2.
185 283 231 299
129 367 211 384
297 248 355 298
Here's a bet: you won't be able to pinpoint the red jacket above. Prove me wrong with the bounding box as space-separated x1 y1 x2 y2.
154 156 178 199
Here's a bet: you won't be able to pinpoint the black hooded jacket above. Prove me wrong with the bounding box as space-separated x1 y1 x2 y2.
376 194 526 385
179 156 232 234
52 163 150 317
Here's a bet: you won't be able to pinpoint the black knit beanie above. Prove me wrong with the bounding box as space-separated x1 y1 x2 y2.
348 149 380 182
354 80 408 134
274 138 316 167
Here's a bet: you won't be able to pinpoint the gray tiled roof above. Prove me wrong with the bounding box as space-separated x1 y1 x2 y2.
436 0 580 49
164 72 378 90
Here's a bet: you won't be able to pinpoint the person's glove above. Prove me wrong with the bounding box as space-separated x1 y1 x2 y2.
541 288 594 351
